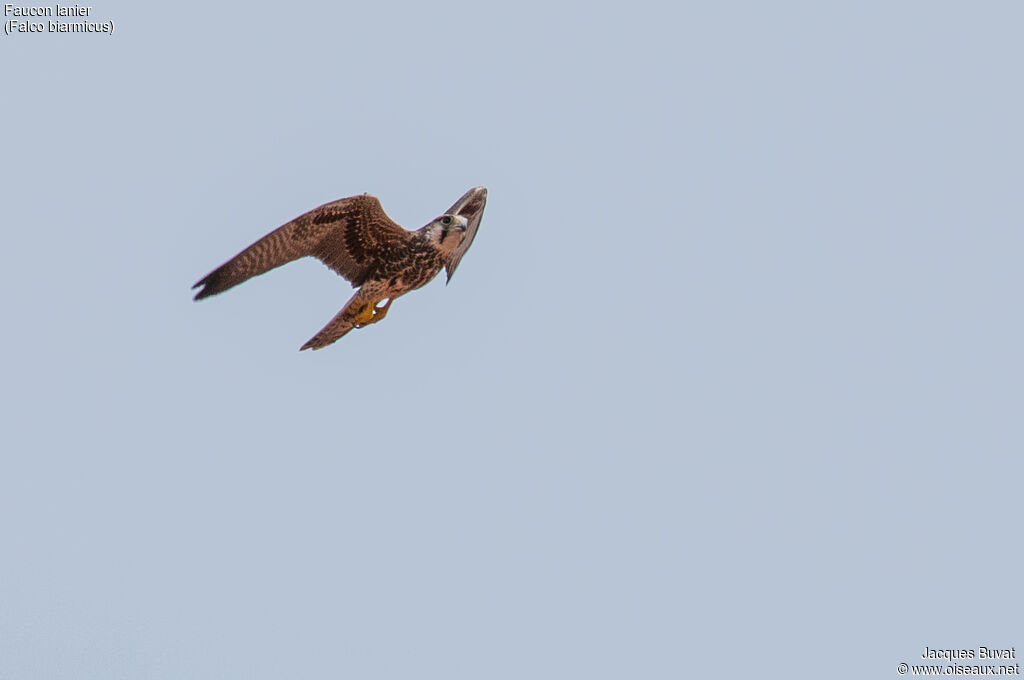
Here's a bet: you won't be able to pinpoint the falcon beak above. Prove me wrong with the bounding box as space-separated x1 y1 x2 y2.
451 215 469 232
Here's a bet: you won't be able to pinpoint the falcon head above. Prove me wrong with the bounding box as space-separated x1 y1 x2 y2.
425 213 470 255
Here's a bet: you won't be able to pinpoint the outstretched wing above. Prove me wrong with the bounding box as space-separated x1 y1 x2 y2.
192 194 409 300
443 186 488 283
299 288 378 351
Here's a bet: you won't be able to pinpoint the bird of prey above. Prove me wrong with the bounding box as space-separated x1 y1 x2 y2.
193 186 487 350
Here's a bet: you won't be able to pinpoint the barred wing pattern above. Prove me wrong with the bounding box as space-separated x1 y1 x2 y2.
192 194 408 300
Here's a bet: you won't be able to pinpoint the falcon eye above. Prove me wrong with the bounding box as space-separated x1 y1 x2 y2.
440 216 452 226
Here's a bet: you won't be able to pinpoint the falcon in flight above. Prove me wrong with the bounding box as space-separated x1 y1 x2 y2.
193 186 487 350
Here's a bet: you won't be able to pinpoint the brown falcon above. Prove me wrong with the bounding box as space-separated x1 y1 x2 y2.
192 186 487 350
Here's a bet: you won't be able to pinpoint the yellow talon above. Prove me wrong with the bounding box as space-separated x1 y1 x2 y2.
354 298 393 328
353 303 376 326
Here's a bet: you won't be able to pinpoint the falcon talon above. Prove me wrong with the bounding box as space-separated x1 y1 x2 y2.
192 187 487 351
353 304 377 327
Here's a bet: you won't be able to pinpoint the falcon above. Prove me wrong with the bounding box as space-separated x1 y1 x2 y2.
192 186 487 350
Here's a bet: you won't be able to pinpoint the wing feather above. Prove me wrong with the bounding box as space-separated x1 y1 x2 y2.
443 187 487 283
192 194 408 300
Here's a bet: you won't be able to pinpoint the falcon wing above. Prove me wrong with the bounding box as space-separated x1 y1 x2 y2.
443 186 488 283
299 289 378 351
192 194 408 300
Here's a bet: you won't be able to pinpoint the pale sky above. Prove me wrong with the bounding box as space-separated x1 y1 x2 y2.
2 1 1022 678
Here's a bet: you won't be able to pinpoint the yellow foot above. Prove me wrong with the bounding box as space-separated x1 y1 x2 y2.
353 303 376 326
354 298 392 328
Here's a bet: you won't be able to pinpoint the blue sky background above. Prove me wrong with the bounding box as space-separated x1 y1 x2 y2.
2 1 1022 678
